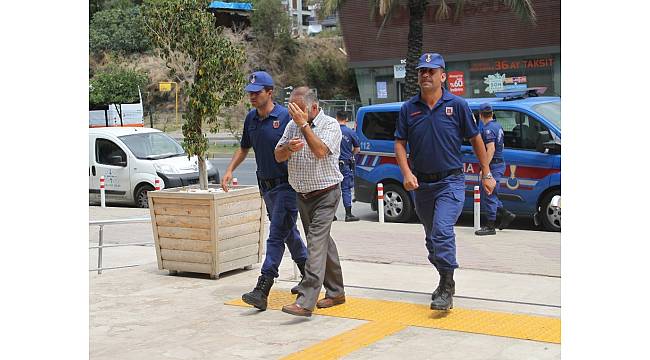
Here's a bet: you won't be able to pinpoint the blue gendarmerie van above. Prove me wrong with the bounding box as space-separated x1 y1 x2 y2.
353 89 561 231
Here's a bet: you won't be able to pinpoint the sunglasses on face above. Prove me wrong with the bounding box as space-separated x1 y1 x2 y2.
418 68 437 75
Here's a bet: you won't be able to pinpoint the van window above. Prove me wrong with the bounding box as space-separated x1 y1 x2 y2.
362 111 398 140
494 110 549 151
119 132 185 160
96 138 127 167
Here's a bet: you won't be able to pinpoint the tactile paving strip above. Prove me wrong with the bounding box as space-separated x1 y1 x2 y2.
281 320 408 360
226 290 561 358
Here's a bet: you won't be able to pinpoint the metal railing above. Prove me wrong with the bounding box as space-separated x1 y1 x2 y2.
89 217 153 274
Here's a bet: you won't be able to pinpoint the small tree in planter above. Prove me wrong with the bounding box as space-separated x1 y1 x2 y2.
143 0 246 190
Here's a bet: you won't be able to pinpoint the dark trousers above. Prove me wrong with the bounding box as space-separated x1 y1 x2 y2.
480 162 505 221
413 174 465 272
295 186 345 310
339 160 354 208
260 183 308 279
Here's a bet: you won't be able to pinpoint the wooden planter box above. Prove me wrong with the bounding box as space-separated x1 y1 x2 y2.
148 185 265 279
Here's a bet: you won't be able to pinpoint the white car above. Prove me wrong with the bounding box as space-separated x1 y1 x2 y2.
89 127 219 207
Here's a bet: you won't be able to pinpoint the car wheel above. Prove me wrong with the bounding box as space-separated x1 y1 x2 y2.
540 190 561 232
383 183 415 223
134 184 154 208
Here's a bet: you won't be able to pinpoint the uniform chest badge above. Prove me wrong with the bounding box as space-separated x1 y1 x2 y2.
272 120 280 129
445 107 454 116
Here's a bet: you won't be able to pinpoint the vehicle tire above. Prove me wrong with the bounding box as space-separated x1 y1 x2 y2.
134 184 154 208
539 189 561 232
383 183 415 223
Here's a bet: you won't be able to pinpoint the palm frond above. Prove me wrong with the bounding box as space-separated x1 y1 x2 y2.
435 0 452 21
370 0 400 38
452 0 465 22
501 0 537 24
321 0 344 17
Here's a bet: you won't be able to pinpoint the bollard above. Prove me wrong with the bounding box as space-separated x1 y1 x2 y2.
100 176 106 208
377 182 384 224
474 186 480 231
233 177 238 187
155 178 161 191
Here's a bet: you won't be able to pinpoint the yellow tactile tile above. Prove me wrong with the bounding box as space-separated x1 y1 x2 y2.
280 320 408 360
226 290 560 358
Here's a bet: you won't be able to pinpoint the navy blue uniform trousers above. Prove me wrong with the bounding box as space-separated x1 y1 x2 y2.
260 183 308 278
413 174 465 272
339 160 354 208
480 162 505 221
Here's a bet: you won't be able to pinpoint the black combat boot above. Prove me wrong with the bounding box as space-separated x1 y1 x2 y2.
242 275 274 310
475 220 496 236
431 271 455 311
344 207 360 222
291 262 306 295
497 207 516 230
431 271 455 300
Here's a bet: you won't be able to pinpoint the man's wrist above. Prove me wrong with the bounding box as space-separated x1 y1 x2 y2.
481 172 493 180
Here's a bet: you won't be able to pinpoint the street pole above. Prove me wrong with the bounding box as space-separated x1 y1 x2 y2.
174 82 178 125
159 81 178 125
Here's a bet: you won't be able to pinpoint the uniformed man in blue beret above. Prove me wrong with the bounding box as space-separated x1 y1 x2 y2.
336 110 361 222
475 103 516 235
221 71 308 311
394 53 496 311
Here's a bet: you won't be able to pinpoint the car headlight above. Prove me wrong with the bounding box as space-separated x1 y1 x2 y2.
154 163 181 174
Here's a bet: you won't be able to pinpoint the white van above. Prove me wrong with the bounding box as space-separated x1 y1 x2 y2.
89 127 219 207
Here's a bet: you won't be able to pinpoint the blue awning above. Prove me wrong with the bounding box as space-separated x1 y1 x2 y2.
208 1 253 11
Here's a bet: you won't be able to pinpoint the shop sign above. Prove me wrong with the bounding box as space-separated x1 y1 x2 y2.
470 57 554 72
447 71 465 95
483 72 506 94
393 64 406 79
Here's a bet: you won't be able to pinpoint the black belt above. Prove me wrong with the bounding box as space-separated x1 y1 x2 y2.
298 184 338 200
415 168 462 183
258 176 288 191
490 158 504 164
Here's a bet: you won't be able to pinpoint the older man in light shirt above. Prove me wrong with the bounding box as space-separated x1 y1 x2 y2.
274 86 345 317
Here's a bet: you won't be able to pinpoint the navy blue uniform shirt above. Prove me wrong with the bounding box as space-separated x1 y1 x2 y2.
240 103 290 180
394 88 478 174
339 124 360 161
481 119 504 161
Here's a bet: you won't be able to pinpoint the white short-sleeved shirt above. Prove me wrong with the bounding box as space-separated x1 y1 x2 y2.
276 110 343 193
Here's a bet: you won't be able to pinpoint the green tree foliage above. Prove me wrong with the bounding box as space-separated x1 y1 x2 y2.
89 66 148 123
249 0 297 73
304 49 357 100
143 0 247 190
90 5 151 53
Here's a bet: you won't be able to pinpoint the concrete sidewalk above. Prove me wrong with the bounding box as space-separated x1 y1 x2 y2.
89 206 561 359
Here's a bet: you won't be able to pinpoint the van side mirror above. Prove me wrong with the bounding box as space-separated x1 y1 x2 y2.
111 155 126 167
536 131 560 154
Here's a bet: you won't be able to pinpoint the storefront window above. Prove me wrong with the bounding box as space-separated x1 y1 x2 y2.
467 55 557 98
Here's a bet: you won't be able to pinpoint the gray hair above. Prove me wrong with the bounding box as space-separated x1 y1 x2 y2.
290 86 318 109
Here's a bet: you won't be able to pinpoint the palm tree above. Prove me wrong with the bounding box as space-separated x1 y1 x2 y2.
323 0 537 97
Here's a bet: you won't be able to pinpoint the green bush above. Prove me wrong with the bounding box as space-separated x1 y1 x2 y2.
90 6 151 53
89 66 148 121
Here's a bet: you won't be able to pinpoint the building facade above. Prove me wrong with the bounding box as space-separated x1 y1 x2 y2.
339 0 560 105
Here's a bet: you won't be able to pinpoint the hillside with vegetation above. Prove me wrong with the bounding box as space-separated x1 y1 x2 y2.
89 0 359 138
